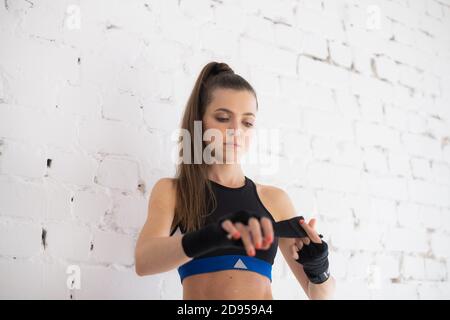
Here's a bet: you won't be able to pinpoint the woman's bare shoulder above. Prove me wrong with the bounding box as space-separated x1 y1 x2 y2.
254 181 297 222
153 177 177 191
149 177 177 208
153 177 177 190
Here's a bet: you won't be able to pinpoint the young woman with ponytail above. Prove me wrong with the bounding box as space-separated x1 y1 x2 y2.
135 62 335 300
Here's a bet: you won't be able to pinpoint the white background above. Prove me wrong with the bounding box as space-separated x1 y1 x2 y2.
0 0 450 299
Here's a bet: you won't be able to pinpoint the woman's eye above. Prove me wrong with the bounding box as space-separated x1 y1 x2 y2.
245 122 254 127
216 117 229 122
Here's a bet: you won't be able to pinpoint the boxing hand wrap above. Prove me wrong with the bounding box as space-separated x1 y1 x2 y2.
273 216 323 239
296 240 330 284
273 216 330 284
181 209 259 258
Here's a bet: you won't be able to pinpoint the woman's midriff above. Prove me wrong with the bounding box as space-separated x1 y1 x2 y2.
182 269 273 300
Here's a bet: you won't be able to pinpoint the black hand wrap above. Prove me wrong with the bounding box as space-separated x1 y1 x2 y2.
295 240 330 284
273 216 323 239
181 209 259 258
273 216 330 284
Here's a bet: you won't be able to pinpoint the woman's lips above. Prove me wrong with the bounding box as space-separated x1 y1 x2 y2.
224 143 241 148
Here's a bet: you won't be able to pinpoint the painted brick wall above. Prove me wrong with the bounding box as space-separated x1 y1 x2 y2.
0 0 449 299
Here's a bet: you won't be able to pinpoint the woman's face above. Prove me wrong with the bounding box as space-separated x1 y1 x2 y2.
202 88 257 164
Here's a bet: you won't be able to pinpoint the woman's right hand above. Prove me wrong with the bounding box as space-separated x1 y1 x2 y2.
181 209 275 259
220 215 274 257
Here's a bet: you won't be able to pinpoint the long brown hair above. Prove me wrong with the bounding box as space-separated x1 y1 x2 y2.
171 61 258 234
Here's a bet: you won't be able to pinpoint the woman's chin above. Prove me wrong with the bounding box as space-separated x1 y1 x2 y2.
219 153 245 164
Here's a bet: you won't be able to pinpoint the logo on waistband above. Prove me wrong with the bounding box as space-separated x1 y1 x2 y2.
234 258 248 269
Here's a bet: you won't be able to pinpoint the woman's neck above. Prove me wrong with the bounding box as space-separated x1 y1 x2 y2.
207 164 245 186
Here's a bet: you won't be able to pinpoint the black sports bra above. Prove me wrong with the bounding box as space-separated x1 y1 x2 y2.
171 176 279 283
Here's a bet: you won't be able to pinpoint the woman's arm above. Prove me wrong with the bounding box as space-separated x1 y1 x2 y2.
278 237 313 297
308 275 336 299
259 185 336 299
134 178 191 276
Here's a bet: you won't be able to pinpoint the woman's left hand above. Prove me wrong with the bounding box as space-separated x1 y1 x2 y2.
290 217 322 260
290 217 330 284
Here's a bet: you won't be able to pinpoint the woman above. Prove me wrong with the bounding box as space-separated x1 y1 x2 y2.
135 62 335 299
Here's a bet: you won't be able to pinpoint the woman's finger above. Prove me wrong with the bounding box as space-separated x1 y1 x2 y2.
295 238 304 251
309 218 317 229
248 217 263 249
291 244 299 260
308 218 324 239
221 219 241 240
235 222 255 256
259 217 274 249
299 236 310 246
299 218 322 243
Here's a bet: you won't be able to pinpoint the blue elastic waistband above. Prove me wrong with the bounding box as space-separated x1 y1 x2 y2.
177 255 272 283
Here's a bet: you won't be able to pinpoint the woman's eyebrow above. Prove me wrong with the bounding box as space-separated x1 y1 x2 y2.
214 107 255 117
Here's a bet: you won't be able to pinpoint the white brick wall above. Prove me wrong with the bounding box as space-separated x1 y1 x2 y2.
0 0 449 299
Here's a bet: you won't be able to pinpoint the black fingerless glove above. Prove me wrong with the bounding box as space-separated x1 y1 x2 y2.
181 209 260 258
296 240 330 284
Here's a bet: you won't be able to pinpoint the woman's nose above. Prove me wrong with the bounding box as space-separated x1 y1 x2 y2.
228 119 243 136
